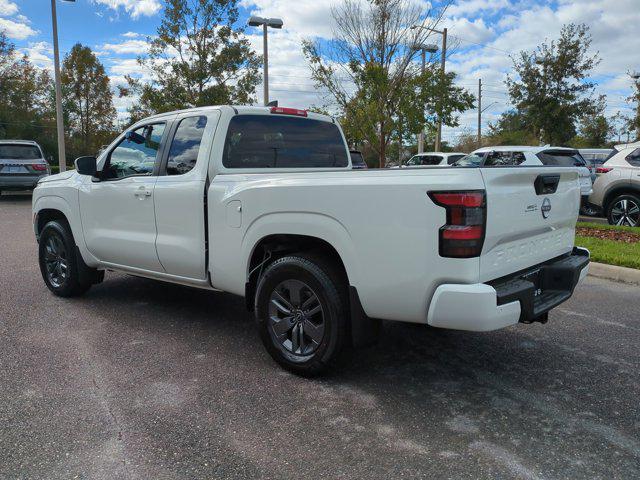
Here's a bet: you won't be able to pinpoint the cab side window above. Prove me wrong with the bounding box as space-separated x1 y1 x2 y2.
166 116 208 175
104 123 166 179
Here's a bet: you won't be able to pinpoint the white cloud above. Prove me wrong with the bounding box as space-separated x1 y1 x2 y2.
0 17 37 40
21 41 53 70
122 31 142 38
0 0 18 16
445 0 510 17
93 0 161 19
100 38 149 55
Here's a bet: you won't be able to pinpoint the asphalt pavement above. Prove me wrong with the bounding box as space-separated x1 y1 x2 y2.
1 192 639 480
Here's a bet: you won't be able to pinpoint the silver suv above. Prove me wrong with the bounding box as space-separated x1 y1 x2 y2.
589 144 640 226
0 140 50 194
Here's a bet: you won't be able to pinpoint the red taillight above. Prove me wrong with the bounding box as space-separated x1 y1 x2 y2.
429 190 486 258
32 164 47 171
596 167 612 174
270 106 308 117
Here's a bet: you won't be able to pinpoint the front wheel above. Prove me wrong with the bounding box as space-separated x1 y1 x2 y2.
607 194 640 227
38 220 95 297
254 254 349 376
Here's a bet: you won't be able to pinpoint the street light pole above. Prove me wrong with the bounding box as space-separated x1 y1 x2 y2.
262 23 269 106
50 0 66 172
248 16 283 106
435 27 447 152
410 24 447 151
418 49 425 153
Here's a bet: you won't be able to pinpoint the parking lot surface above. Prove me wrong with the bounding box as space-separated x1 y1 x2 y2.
1 193 639 479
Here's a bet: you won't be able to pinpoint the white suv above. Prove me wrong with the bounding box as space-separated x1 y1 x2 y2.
457 146 593 206
589 144 640 226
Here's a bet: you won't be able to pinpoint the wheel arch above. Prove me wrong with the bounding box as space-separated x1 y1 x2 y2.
602 185 640 212
33 195 99 268
245 233 351 311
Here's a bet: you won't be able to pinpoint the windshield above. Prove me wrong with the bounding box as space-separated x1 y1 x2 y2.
0 144 42 160
453 153 483 167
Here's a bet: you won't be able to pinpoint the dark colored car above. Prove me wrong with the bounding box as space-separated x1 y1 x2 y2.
350 150 368 169
0 140 50 194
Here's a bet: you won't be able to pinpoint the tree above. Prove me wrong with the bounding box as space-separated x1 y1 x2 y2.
120 0 261 121
486 110 538 146
61 44 116 157
0 31 56 160
303 0 473 167
574 114 611 147
506 24 602 145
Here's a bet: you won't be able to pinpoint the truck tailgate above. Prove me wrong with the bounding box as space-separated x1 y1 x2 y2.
479 167 580 282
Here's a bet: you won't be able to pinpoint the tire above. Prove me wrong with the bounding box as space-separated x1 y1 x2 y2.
38 220 94 297
606 194 640 227
254 254 349 376
580 203 600 217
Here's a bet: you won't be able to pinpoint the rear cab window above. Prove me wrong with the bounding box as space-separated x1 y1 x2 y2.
223 115 348 169
537 150 586 167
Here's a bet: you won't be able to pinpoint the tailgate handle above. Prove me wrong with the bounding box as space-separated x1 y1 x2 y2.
534 174 560 195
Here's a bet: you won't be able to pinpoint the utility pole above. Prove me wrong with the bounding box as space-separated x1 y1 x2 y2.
434 27 447 152
50 0 67 172
477 78 482 146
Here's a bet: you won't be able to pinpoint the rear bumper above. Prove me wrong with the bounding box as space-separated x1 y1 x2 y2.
0 175 45 190
427 248 590 331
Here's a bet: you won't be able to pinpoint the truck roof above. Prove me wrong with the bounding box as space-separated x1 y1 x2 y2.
143 105 335 124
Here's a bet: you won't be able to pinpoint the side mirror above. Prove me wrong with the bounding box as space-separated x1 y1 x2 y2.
75 156 97 176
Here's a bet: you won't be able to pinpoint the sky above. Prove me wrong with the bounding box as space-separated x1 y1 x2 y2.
2 0 639 144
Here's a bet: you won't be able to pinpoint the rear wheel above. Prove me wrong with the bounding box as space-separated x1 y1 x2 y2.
607 194 640 227
38 220 95 297
254 254 348 376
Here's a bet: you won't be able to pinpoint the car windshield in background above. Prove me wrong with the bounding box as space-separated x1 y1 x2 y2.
452 154 483 167
0 144 42 160
447 154 465 164
223 115 349 168
537 150 585 167
350 151 366 168
406 155 442 166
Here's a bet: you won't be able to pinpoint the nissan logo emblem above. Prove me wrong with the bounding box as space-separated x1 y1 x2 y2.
541 198 551 219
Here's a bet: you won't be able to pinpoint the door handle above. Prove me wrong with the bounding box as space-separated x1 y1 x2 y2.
134 187 152 198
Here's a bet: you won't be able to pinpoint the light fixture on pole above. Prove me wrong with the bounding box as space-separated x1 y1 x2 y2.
248 16 283 106
412 42 438 153
50 0 74 172
411 24 447 152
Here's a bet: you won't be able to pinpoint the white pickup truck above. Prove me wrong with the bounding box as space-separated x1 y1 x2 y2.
33 106 589 375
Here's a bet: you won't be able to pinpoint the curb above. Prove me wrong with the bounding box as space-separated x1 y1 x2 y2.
587 262 640 286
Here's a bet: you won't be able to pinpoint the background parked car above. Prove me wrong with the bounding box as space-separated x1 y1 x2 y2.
579 148 615 174
454 146 594 215
0 140 50 195
588 145 640 226
349 150 368 169
400 152 466 167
